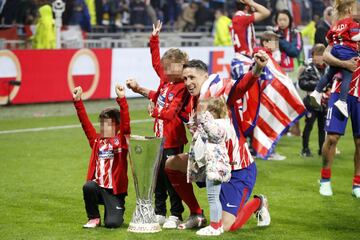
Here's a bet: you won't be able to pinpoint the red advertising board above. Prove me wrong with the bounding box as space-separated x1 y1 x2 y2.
0 49 112 105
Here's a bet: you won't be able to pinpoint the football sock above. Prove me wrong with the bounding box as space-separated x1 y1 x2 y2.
353 175 360 188
229 197 261 231
165 168 202 215
321 168 331 181
210 220 222 230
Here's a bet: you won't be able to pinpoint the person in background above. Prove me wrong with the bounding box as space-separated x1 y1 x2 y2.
85 0 97 25
175 2 199 32
301 14 320 45
249 30 286 161
273 9 303 137
213 8 231 46
310 0 360 118
130 0 148 29
314 6 333 46
69 0 91 32
32 0 56 49
230 0 270 56
317 42 360 198
298 44 327 157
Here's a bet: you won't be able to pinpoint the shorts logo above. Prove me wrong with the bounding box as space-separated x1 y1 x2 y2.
68 49 99 100
226 203 237 208
0 50 21 105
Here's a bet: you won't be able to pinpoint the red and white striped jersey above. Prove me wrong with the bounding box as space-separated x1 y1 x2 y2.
230 11 256 56
197 73 256 170
331 63 360 98
153 85 168 137
326 17 360 50
95 138 122 189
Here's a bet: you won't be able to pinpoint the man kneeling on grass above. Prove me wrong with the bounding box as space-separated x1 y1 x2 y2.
73 84 130 228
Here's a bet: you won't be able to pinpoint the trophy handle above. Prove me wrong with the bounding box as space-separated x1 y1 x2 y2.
125 135 140 198
149 137 164 199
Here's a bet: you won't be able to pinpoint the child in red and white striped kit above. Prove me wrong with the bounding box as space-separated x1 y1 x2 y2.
126 20 191 228
73 84 130 228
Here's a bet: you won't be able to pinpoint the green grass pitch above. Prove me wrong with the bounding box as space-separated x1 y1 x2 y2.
0 98 359 240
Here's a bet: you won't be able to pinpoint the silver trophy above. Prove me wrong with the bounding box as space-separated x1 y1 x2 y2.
127 135 163 233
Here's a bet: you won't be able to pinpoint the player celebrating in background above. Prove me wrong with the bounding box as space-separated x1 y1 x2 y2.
126 20 190 228
230 0 270 57
73 84 130 228
310 0 360 118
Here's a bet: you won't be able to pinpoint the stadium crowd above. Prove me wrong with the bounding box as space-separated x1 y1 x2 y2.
0 0 333 32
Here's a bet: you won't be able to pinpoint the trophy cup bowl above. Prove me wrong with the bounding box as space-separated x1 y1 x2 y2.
127 135 163 233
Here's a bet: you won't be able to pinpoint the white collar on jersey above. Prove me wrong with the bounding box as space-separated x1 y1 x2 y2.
199 74 220 98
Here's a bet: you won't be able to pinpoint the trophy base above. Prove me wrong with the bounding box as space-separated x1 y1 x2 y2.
127 222 161 233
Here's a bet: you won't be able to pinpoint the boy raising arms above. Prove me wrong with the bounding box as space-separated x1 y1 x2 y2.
126 20 191 228
73 84 130 228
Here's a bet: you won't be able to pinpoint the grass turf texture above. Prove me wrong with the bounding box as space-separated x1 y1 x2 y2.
0 98 359 240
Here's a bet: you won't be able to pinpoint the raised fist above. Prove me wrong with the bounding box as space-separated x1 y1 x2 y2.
253 50 269 76
73 86 83 101
115 84 125 98
126 78 139 93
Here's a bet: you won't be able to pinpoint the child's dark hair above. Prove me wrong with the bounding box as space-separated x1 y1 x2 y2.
275 9 293 28
99 107 120 125
183 59 208 73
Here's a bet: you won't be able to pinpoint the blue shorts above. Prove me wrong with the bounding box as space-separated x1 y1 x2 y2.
331 45 359 60
325 93 360 137
220 162 257 216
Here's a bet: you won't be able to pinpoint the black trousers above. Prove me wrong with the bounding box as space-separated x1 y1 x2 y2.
302 109 326 152
83 180 126 228
154 147 184 219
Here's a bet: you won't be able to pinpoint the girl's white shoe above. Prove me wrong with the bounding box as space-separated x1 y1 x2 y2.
196 225 224 236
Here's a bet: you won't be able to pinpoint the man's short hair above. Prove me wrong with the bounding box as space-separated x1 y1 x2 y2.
99 108 120 125
183 60 208 73
235 0 247 11
323 6 333 18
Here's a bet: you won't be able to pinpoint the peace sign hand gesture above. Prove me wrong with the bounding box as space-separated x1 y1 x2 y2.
152 20 163 37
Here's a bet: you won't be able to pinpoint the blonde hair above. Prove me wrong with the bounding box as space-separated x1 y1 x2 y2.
161 48 189 65
200 97 228 119
334 0 356 19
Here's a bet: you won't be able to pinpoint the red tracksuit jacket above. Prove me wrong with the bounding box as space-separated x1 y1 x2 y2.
147 35 188 149
74 97 130 195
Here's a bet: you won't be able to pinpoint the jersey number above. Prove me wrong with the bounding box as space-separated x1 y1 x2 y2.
231 29 241 48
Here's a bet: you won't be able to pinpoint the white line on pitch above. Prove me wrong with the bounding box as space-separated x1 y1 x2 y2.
0 119 153 135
